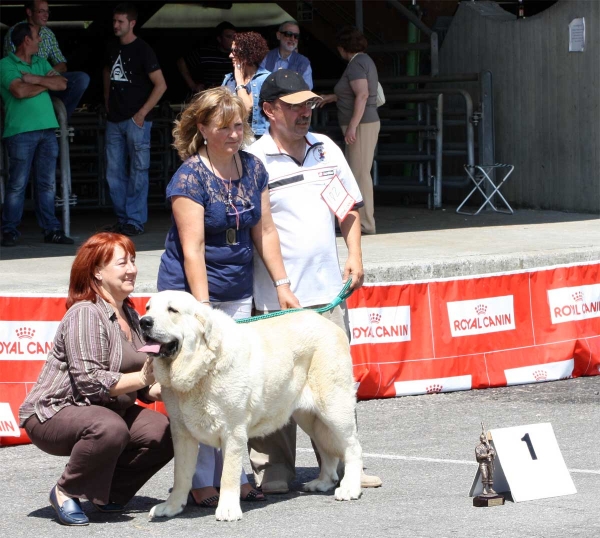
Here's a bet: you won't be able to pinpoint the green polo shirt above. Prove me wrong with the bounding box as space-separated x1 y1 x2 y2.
0 53 58 138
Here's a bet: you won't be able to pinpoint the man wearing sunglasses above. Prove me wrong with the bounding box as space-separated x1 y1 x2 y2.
246 69 382 495
3 1 89 120
260 21 313 89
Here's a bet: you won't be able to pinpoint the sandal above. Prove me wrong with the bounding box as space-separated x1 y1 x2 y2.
240 488 266 502
188 492 220 508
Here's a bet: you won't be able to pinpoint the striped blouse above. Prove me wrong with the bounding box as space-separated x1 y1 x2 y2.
19 296 142 426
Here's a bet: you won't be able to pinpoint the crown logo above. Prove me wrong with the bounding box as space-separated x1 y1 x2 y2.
532 369 547 381
369 312 381 324
426 384 443 394
572 291 583 302
475 304 487 315
16 327 35 339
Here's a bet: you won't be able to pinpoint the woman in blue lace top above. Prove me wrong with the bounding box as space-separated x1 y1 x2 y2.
157 87 299 507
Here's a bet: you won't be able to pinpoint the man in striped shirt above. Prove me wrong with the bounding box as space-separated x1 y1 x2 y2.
3 0 89 120
176 21 236 96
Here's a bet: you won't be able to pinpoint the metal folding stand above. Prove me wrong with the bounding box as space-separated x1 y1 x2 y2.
456 163 514 215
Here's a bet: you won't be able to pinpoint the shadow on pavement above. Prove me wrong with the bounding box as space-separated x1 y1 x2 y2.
2 204 598 261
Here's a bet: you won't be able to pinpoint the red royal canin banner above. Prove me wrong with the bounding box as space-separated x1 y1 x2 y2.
2 262 599 445
348 262 600 400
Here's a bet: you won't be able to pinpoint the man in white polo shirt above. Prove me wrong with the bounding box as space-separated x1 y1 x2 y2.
246 69 381 494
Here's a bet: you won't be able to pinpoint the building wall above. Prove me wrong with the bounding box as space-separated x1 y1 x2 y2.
440 0 599 213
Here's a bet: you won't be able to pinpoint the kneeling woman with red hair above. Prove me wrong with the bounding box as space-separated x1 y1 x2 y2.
19 232 173 526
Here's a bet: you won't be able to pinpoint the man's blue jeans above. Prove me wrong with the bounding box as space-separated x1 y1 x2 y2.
50 71 90 120
105 118 152 231
1 129 62 237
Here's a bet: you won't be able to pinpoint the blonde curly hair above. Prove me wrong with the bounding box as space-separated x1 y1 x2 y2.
172 87 253 161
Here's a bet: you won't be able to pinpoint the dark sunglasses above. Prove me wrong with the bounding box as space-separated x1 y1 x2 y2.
281 31 300 40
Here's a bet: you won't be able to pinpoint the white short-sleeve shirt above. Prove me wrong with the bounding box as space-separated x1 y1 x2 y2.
247 131 363 311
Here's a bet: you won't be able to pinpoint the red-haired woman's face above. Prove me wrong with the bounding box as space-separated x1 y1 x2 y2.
96 245 137 303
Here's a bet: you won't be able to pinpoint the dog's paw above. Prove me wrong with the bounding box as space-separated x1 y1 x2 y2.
334 484 362 501
303 478 336 493
215 498 243 522
149 500 186 519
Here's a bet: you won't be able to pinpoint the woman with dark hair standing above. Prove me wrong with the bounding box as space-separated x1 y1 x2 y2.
222 31 271 138
19 232 173 526
319 26 380 235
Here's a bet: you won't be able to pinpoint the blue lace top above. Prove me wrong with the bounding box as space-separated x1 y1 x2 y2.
157 150 268 301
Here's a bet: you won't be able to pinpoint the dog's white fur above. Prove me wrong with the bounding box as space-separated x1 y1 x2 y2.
143 290 362 521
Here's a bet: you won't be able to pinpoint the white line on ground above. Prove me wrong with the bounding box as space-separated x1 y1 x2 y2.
296 448 600 475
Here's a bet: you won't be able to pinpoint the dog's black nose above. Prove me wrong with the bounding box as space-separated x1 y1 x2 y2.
140 317 153 330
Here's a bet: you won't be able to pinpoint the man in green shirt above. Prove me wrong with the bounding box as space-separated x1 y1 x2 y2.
0 22 74 247
3 1 90 119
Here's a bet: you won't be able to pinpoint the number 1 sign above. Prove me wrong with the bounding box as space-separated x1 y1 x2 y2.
470 423 577 502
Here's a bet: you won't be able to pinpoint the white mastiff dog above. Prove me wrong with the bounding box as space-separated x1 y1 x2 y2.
140 290 363 521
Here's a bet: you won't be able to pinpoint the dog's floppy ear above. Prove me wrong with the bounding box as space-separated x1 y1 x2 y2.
195 303 222 353
168 302 221 393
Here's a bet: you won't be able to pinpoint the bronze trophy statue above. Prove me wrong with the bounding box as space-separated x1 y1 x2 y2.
473 423 505 507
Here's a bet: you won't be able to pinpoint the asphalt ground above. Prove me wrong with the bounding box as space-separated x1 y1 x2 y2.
1 375 598 538
2 203 599 536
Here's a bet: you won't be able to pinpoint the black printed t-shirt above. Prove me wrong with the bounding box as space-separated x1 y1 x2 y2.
105 37 161 123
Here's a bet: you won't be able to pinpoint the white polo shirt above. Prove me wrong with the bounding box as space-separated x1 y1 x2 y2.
247 131 363 310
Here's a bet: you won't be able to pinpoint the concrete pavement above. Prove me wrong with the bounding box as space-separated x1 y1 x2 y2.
1 204 599 293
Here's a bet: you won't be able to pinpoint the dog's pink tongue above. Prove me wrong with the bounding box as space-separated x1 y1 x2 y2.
138 343 161 353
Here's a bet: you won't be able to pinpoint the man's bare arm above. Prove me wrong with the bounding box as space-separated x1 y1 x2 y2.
132 69 167 127
9 70 67 98
53 62 67 73
22 70 67 91
339 209 364 290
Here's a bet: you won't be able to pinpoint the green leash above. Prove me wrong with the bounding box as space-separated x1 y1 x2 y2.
235 279 354 324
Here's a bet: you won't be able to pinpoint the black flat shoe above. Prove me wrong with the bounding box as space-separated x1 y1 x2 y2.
240 488 266 502
188 491 219 507
93 501 125 513
49 486 89 526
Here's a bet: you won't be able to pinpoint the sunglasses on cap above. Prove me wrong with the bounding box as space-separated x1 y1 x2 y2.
281 31 300 40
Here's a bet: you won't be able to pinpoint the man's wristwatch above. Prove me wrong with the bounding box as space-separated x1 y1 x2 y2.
274 278 291 287
235 83 249 93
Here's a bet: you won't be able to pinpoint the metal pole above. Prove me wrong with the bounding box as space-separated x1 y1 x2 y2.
435 94 443 208
385 0 432 36
396 88 475 169
315 74 480 88
479 70 496 193
355 0 363 32
51 97 71 236
418 102 424 185
0 137 4 207
426 103 432 207
430 32 439 76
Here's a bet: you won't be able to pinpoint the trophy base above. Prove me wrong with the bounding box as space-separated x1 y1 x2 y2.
473 494 505 507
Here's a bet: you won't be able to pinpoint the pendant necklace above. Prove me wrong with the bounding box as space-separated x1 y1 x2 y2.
206 147 242 229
